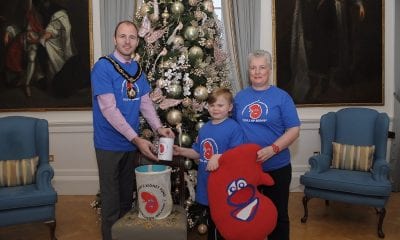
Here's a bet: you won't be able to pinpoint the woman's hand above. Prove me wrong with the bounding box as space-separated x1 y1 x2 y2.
256 146 275 162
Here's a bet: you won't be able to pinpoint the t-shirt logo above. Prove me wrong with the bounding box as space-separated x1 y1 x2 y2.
241 100 268 123
249 103 262 119
201 138 218 161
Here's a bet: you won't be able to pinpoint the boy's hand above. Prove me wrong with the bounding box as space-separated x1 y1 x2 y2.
206 154 222 171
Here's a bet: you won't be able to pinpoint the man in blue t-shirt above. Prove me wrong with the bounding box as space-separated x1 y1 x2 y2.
91 21 174 240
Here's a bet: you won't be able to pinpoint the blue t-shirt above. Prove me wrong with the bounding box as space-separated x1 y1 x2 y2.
234 86 300 171
91 54 151 151
192 118 245 205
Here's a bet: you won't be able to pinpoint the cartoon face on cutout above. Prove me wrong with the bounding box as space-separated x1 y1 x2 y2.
227 178 259 221
241 101 268 122
201 138 218 161
141 192 159 214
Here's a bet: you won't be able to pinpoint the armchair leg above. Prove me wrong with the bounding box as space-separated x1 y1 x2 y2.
301 195 310 223
45 220 57 240
376 208 386 238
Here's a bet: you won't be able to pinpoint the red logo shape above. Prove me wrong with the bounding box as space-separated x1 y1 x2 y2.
159 143 165 153
203 141 214 160
249 104 262 119
141 192 159 214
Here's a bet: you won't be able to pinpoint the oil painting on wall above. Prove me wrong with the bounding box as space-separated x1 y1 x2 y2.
0 0 92 111
274 0 384 106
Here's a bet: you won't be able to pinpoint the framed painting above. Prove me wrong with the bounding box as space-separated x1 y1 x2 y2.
0 0 93 111
273 0 384 106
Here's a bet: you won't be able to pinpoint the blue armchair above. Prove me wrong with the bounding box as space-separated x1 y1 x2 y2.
0 116 57 240
300 108 392 238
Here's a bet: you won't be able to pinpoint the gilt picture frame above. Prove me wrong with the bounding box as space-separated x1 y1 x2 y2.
273 0 384 106
0 0 93 111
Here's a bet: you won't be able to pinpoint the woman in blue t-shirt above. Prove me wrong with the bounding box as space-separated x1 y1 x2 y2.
233 50 301 240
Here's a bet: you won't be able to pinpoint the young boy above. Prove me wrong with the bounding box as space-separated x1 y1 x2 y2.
174 88 245 240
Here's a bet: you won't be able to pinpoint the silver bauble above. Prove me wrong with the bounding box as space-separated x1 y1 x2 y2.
180 133 192 147
188 46 204 65
184 159 193 170
171 1 184 15
195 120 205 131
167 84 182 98
198 224 208 235
194 86 208 101
173 35 185 46
167 109 182 126
149 13 160 22
184 26 199 41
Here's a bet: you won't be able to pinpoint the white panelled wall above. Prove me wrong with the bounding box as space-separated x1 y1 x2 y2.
0 0 395 194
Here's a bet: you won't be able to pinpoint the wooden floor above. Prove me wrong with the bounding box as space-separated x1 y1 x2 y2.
1 192 399 240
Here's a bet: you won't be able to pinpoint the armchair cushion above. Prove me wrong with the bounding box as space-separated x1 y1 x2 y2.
0 156 39 187
332 142 374 172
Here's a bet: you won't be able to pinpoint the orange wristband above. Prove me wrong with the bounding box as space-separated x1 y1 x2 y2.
271 144 280 154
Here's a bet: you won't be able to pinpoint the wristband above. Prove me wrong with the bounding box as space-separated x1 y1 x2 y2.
271 144 280 154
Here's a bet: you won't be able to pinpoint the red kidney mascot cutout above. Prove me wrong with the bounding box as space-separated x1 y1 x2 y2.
208 144 277 240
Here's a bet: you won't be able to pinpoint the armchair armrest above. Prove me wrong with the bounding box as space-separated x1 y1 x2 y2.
36 163 55 191
371 158 390 181
309 154 331 173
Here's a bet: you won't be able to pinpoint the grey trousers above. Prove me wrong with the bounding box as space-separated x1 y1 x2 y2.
95 149 139 240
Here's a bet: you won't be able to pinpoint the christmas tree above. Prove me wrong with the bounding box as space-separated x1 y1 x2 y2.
133 0 230 231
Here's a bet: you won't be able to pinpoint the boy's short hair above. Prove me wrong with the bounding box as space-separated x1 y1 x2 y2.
207 88 233 104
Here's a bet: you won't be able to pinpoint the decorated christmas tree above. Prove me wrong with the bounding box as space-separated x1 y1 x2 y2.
133 0 230 231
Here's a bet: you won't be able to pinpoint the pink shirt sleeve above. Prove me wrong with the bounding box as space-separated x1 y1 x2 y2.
98 93 163 142
97 93 138 141
140 93 163 131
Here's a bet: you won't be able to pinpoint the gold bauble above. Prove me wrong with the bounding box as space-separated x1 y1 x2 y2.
203 0 214 13
194 86 208 101
205 39 214 49
188 46 204 66
188 0 198 6
197 223 208 235
167 84 182 98
171 1 185 15
161 8 170 20
184 26 199 41
180 133 192 147
173 35 185 46
167 109 182 126
139 3 150 16
195 120 205 131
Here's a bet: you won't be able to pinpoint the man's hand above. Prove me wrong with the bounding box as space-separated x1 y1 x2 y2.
157 127 175 138
132 137 158 161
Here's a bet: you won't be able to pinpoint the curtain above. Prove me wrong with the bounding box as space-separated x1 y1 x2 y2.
222 0 261 93
99 0 137 55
